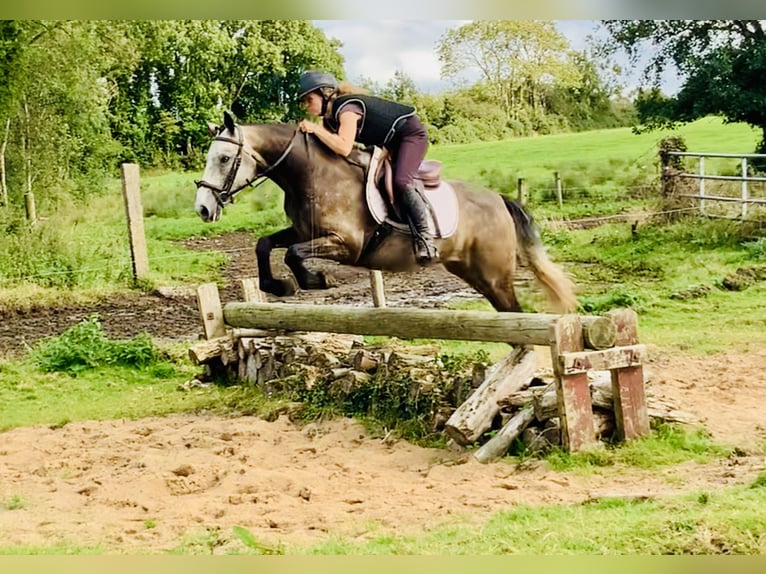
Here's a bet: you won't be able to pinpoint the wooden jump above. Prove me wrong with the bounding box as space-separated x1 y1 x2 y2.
196 282 650 454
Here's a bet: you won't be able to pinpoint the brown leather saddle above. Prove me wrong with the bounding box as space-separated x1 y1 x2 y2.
373 148 443 206
362 146 458 239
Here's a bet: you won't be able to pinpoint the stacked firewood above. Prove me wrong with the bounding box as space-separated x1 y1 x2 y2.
189 333 697 461
189 330 474 409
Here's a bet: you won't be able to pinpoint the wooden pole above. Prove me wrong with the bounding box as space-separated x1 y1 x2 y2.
550 314 597 452
699 156 706 216
445 345 536 446
369 270 386 307
473 405 536 464
120 163 149 282
241 277 265 302
24 192 36 224
555 171 563 208
196 282 226 340
516 178 528 205
741 157 748 219
0 118 9 207
223 302 616 348
604 309 650 441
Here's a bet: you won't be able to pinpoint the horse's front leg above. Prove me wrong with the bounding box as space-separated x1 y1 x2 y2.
284 233 352 290
255 227 300 296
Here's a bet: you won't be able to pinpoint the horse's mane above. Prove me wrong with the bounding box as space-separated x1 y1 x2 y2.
242 121 372 172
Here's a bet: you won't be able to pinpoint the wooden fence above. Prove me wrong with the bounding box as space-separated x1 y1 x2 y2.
664 151 766 219
194 282 651 456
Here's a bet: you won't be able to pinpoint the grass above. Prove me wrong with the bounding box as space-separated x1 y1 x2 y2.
430 116 760 188
292 481 766 554
0 316 231 431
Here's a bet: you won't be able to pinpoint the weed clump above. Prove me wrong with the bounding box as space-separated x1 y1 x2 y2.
31 314 158 374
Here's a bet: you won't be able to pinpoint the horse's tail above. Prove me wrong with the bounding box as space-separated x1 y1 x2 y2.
502 195 577 314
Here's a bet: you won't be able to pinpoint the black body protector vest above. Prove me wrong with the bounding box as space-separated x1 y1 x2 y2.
327 94 415 146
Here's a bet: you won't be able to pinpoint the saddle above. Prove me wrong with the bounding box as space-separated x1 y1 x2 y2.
364 146 458 238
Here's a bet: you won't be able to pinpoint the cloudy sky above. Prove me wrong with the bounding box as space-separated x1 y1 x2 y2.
313 20 680 95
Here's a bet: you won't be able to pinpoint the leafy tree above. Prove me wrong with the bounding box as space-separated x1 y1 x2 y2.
108 20 344 168
601 20 766 154
548 50 636 131
1 21 125 208
436 21 580 123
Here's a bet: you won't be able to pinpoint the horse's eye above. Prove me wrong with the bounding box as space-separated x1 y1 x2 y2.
220 155 230 164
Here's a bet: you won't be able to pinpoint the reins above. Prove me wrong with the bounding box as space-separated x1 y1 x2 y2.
195 124 299 207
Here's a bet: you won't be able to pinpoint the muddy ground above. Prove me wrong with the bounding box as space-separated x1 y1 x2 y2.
1 231 765 553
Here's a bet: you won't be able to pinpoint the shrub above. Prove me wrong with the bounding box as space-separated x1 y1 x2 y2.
32 314 157 374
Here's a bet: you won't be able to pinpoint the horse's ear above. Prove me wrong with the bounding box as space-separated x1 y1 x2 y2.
223 111 235 133
207 122 219 137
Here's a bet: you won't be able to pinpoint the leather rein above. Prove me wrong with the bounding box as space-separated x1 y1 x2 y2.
195 124 298 207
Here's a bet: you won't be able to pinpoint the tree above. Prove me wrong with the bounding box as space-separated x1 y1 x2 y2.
1 21 126 210
107 20 344 168
601 20 766 153
436 21 579 123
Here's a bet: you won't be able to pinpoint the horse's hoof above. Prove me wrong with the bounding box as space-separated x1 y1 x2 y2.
260 278 296 297
319 272 336 289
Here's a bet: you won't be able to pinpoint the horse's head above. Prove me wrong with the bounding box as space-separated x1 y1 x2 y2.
195 111 258 222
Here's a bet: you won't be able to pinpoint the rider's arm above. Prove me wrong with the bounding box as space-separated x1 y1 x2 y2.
299 110 360 157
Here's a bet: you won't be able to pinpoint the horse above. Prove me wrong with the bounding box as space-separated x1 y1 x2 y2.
194 112 576 314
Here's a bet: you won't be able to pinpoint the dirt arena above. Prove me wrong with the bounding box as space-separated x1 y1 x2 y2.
1 231 764 553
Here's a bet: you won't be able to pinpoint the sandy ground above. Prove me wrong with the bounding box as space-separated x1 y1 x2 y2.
1 231 765 553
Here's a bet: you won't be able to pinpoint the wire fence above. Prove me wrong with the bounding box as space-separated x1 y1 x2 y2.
1 206 705 285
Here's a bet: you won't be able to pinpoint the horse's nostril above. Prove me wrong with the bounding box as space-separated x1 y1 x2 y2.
198 206 209 220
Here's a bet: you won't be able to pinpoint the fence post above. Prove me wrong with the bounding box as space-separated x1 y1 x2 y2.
24 192 36 224
698 156 706 216
369 270 386 307
120 163 149 283
554 171 563 208
741 157 748 219
516 178 527 205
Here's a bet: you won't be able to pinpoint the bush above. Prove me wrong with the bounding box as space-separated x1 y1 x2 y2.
32 314 157 374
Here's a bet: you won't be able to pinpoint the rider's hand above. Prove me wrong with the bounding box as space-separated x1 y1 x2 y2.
298 120 316 134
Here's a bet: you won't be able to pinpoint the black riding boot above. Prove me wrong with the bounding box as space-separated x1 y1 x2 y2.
400 184 438 264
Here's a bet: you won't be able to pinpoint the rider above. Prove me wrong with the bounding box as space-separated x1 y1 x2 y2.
296 70 438 265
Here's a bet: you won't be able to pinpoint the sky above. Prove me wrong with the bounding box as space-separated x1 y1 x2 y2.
313 20 681 96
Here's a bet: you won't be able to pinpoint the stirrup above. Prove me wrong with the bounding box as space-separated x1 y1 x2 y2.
414 236 438 265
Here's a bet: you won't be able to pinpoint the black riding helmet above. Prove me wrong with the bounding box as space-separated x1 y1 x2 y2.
298 71 339 100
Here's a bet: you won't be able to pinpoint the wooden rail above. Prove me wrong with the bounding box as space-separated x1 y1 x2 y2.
223 301 617 350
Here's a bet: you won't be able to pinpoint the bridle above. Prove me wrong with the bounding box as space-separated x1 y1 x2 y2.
195 124 298 207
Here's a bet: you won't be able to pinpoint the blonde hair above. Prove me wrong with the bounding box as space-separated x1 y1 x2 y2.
337 81 368 96
324 81 369 118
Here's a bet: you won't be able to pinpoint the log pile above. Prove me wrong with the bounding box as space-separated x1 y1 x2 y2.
189 332 698 461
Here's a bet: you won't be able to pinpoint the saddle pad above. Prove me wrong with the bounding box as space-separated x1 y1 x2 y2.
365 147 459 238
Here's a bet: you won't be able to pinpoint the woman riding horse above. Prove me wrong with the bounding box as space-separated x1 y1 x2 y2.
296 71 438 264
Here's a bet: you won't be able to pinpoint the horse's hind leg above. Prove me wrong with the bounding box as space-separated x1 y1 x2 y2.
284 234 351 290
443 260 523 313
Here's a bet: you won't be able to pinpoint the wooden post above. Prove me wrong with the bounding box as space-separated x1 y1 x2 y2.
605 309 650 441
445 345 536 446
698 156 706 216
196 282 226 340
24 192 36 224
554 171 563 208
369 270 386 307
741 157 748 220
516 178 528 205
120 163 149 282
241 277 265 302
0 118 9 207
550 314 596 451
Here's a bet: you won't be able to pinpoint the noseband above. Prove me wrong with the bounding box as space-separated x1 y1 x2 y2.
195 124 297 207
